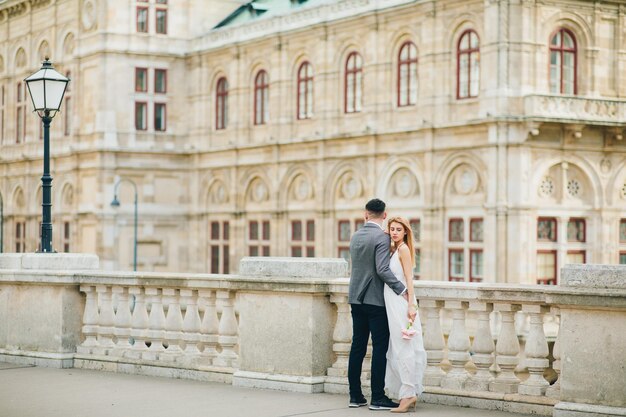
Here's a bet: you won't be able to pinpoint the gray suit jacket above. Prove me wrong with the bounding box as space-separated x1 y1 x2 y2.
348 222 407 307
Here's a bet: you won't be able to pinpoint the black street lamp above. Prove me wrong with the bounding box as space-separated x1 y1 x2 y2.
24 58 70 253
111 178 138 271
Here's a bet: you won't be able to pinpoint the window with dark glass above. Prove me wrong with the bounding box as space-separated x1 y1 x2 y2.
537 217 557 241
154 103 166 131
567 218 585 242
297 62 313 119
155 69 167 93
216 77 228 130
254 70 269 125
398 41 418 107
135 102 147 130
345 52 362 113
135 68 148 92
449 219 464 242
549 28 577 95
156 8 167 34
248 220 270 256
457 30 480 99
136 7 148 33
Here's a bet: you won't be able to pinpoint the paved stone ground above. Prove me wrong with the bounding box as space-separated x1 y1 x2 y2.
0 362 534 417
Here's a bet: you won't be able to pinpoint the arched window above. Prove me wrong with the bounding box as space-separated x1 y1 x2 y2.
398 41 418 107
457 30 480 99
254 70 269 125
216 77 228 130
549 28 577 95
297 62 313 120
344 52 362 113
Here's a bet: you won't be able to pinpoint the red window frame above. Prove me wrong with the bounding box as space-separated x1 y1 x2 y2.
135 101 147 130
344 52 362 113
297 61 313 120
154 69 167 94
549 28 577 95
536 250 557 285
567 218 586 242
469 249 483 282
154 103 166 131
620 219 626 243
15 221 26 253
456 29 480 99
16 82 26 144
156 8 167 34
448 249 464 282
620 251 626 265
135 68 148 92
470 218 483 242
63 221 71 253
136 7 148 33
448 218 464 242
254 70 269 125
566 250 586 265
397 41 418 107
537 217 558 242
216 77 228 130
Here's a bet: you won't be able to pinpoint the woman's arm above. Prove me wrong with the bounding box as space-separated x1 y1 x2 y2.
398 244 417 322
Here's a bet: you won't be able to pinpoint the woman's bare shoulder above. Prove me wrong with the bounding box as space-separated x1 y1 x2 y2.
398 244 411 256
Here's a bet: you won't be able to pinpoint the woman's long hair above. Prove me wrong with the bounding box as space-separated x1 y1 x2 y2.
387 216 416 268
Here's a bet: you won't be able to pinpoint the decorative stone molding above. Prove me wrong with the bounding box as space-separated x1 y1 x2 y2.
524 95 626 125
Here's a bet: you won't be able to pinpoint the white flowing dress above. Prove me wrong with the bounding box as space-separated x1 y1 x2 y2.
383 250 427 399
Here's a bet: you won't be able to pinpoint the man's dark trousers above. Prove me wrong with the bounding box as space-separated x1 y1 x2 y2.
348 303 389 401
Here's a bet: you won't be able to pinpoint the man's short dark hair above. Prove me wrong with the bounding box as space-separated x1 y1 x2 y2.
365 198 386 217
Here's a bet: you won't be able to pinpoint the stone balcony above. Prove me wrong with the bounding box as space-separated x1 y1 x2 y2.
524 94 626 128
0 254 625 417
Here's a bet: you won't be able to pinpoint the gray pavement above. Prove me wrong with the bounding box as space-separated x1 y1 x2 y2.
0 362 533 417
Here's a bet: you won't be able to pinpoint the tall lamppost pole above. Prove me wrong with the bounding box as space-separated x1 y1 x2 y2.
24 58 70 253
111 178 138 271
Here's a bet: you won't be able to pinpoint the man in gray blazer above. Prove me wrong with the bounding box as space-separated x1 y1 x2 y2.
347 198 407 410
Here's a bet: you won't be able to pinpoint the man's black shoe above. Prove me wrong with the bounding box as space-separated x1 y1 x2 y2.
369 397 399 410
348 395 368 408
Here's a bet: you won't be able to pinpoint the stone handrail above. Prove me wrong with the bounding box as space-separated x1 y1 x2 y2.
1 255 625 417
524 94 626 125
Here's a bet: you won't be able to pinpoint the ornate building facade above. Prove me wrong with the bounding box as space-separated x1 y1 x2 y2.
0 0 625 284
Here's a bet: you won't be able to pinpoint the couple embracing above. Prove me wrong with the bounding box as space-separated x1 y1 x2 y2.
348 198 426 413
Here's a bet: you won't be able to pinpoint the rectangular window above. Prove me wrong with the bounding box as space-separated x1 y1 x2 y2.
248 220 270 256
306 220 315 242
291 247 302 257
470 218 483 242
1 85 5 144
16 82 26 143
291 220 315 258
337 219 362 261
409 218 420 242
135 68 148 92
135 102 147 130
64 97 71 136
136 7 148 33
156 8 167 34
620 252 626 265
16 107 23 143
449 218 464 242
155 69 167 93
449 249 464 282
338 220 351 241
537 250 557 285
154 103 166 131
414 248 421 279
537 217 557 242
567 218 585 242
291 220 302 241
566 250 586 265
620 219 626 243
63 221 70 253
15 221 26 253
470 249 483 282
208 220 229 274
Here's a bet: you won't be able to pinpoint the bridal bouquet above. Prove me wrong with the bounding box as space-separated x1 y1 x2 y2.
401 322 417 340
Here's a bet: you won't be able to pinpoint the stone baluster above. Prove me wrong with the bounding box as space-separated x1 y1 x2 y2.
214 290 239 368
94 285 116 355
441 300 471 390
143 287 166 361
161 288 184 362
519 305 550 395
111 286 133 357
77 285 99 354
127 287 150 359
490 304 521 393
181 289 202 363
421 299 446 386
327 295 352 378
466 301 495 391
199 290 220 366
546 308 561 398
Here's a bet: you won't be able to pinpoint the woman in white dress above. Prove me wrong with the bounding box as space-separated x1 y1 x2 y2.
384 217 427 413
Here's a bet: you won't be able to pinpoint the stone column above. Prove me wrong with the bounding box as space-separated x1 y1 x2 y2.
421 299 446 387
490 304 521 393
111 285 132 357
199 289 219 365
214 290 239 368
180 289 202 363
127 286 150 359
465 301 495 391
441 300 471 390
518 305 550 396
144 287 166 361
161 288 184 361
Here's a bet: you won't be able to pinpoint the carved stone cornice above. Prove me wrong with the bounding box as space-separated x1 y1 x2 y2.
5 1 27 18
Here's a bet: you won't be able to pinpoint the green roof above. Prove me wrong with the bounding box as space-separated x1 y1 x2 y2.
214 0 316 29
